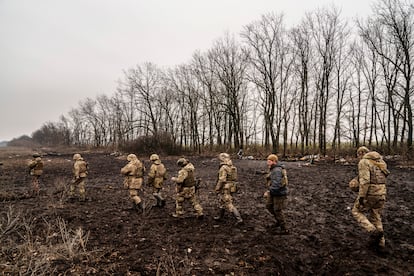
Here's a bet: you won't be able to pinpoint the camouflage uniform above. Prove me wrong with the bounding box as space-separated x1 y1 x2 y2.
352 147 389 249
214 153 243 224
265 154 289 234
121 154 145 211
28 153 43 196
70 153 88 201
171 158 203 218
148 154 167 207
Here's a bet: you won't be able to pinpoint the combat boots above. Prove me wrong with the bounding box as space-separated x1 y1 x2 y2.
214 208 225 220
134 202 143 212
368 229 384 247
153 194 166 208
232 209 243 225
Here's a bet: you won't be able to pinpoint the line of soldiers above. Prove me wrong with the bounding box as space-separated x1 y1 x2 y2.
26 146 389 249
120 152 290 233
26 151 290 231
120 152 248 224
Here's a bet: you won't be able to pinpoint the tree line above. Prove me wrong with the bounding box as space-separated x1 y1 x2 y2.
32 0 413 157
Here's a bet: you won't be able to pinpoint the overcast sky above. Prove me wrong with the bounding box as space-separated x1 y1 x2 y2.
0 0 374 142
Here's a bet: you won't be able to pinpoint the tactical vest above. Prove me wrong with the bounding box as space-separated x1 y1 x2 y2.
155 164 166 178
369 162 387 185
79 160 88 173
34 161 43 171
224 165 237 182
130 163 144 178
182 170 195 187
31 161 43 176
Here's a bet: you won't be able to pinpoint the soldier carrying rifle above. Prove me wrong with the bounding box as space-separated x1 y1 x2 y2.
171 158 204 219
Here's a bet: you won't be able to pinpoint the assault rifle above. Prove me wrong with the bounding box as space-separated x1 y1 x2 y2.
255 170 268 175
195 177 202 192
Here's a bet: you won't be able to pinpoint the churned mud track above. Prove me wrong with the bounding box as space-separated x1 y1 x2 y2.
0 150 413 275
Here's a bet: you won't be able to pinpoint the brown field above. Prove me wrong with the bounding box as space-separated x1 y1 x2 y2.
0 148 413 275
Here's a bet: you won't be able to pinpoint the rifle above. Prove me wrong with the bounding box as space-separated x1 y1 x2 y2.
255 170 268 175
195 177 202 192
194 177 202 197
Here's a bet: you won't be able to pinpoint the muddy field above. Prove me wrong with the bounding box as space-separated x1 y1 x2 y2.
0 148 413 275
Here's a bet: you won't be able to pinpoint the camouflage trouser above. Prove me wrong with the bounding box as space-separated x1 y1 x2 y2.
217 188 236 213
266 195 287 227
175 186 203 215
352 195 386 247
31 175 40 196
129 188 142 205
70 177 86 200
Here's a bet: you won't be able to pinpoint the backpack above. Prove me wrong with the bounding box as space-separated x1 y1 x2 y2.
78 160 88 174
229 165 238 182
156 164 167 179
229 165 238 193
281 168 288 187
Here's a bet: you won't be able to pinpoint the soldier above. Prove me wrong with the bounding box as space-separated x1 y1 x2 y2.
27 153 43 196
214 153 243 225
264 154 289 234
352 146 389 251
70 153 88 201
147 154 167 207
121 154 145 211
171 158 204 219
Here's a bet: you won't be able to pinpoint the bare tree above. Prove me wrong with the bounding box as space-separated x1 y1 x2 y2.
359 0 414 156
165 64 201 152
191 51 224 149
209 33 249 150
291 19 313 154
307 6 345 155
122 62 165 138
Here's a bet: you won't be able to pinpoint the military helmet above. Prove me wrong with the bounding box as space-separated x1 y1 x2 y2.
127 153 137 161
32 153 41 158
73 153 82 160
218 152 230 162
150 154 159 161
357 146 369 156
177 158 188 167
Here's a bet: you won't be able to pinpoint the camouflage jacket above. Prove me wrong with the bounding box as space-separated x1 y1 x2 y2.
358 151 389 198
73 158 88 178
174 163 195 188
28 157 43 176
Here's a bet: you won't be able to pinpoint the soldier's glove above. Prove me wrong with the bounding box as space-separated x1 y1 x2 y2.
358 196 365 206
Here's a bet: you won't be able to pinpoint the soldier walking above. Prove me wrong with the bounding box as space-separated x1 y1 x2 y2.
121 154 145 211
352 146 389 251
171 158 204 219
214 153 243 225
264 154 289 234
28 153 43 197
147 154 167 207
70 153 88 201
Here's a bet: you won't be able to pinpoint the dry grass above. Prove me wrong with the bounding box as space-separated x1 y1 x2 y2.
0 205 90 275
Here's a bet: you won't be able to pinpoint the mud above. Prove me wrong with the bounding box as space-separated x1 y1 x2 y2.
0 150 413 275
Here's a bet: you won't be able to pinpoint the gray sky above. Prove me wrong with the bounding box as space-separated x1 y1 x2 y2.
0 0 373 142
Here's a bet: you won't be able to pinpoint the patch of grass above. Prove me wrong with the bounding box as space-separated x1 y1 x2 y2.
0 206 90 275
